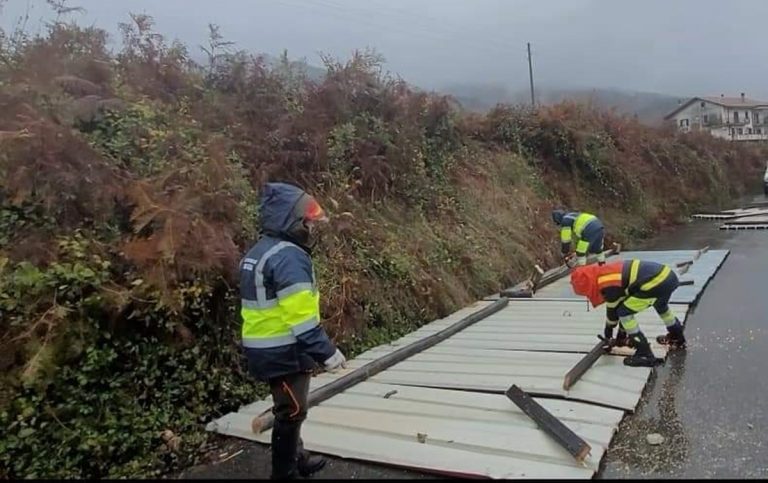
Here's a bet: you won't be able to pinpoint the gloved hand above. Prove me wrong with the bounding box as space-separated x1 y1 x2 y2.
615 327 629 347
323 349 347 373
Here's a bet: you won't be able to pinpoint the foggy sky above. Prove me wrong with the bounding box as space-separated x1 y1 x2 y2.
3 0 768 99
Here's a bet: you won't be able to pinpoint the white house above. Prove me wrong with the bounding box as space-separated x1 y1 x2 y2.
664 94 768 142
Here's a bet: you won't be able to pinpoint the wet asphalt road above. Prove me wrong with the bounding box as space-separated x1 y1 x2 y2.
178 196 768 480
600 198 768 479
176 437 437 480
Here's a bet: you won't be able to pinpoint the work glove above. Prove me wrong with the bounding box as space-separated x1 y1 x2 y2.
323 348 347 373
615 327 629 347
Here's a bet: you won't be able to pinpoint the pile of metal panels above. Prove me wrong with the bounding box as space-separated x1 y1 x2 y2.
206 248 726 479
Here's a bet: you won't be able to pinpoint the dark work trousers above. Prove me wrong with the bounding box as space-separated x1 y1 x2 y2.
268 371 312 479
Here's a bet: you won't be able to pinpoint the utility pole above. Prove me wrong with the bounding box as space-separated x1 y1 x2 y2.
527 42 535 108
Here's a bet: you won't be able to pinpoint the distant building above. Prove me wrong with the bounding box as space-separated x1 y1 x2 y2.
664 93 768 141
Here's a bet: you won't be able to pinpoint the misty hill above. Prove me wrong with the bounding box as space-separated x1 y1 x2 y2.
261 52 326 81
249 56 680 126
442 84 681 125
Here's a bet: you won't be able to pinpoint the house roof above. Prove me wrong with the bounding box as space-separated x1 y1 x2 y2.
664 96 768 119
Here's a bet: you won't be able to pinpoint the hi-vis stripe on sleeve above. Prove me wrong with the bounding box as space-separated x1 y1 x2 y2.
598 273 622 287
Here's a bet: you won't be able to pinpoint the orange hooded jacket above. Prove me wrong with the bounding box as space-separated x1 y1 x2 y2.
570 261 624 307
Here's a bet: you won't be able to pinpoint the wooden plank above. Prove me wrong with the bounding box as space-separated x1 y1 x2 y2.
249 297 510 433
563 340 605 390
504 248 617 296
505 385 592 462
694 246 710 260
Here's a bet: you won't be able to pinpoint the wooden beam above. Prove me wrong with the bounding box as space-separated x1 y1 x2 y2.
530 248 616 291
500 287 533 298
505 384 592 462
562 340 605 391
530 264 546 292
612 242 622 254
250 298 511 433
694 246 710 261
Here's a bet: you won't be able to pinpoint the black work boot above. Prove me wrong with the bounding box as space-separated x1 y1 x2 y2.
656 320 686 349
624 332 662 367
298 451 326 477
297 438 327 477
270 421 301 480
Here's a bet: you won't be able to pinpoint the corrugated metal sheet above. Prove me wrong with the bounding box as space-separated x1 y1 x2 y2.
720 223 768 230
532 250 729 304
348 346 651 410
693 207 768 220
726 214 768 224
208 381 624 479
390 300 688 357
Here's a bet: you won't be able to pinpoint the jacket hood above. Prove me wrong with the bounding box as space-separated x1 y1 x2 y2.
570 264 605 307
552 209 566 225
259 182 306 238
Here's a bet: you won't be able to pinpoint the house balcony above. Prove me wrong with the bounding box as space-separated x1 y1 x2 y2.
702 118 749 128
731 133 768 142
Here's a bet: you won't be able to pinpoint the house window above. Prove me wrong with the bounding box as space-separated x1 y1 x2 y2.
757 128 763 134
731 128 736 136
734 112 740 122
703 114 709 124
746 111 750 120
756 112 761 124
679 119 689 127
700 101 706 108
748 128 753 134
738 128 744 135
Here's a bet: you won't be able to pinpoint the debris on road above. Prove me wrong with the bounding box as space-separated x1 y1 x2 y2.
646 433 665 446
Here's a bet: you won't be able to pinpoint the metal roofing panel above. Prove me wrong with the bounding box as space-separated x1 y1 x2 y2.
725 214 768 224
720 224 768 230
210 411 595 478
233 380 624 430
207 381 621 478
335 381 625 426
694 208 768 220
357 347 650 411
391 300 688 357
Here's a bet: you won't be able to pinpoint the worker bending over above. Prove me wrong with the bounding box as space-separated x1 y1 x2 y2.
551 209 606 266
239 182 347 479
570 259 687 367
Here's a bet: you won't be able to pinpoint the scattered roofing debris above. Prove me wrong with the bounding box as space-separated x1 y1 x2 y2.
207 247 726 479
